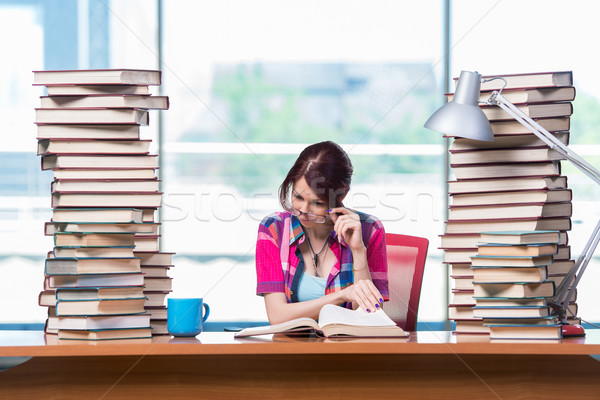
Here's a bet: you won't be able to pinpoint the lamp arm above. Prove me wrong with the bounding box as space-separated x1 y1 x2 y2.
491 93 600 186
555 220 600 310
489 92 600 322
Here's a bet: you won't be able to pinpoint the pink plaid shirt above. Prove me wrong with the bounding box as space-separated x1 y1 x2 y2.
255 211 388 306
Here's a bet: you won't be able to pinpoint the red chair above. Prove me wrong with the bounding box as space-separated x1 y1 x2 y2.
382 233 429 331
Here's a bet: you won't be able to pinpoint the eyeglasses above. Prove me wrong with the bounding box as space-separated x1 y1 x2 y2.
286 205 329 224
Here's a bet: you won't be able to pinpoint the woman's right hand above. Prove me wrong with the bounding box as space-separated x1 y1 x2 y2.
342 279 383 312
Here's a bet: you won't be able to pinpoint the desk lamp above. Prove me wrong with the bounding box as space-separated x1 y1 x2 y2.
425 70 600 337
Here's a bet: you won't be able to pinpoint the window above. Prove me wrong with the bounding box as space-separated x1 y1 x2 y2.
160 1 445 323
4 1 598 329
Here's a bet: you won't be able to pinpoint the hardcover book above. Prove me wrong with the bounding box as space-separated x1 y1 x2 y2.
449 132 569 151
451 161 561 180
143 277 173 291
447 86 575 104
50 179 160 193
448 176 568 195
53 232 135 247
37 124 140 140
140 265 172 278
45 221 157 236
134 252 175 265
143 291 170 307
445 218 571 234
471 266 548 283
46 273 144 288
51 208 144 223
473 305 550 318
461 71 573 91
479 230 562 245
51 192 162 208
449 147 564 165
40 95 169 110
45 257 141 275
47 314 150 331
477 243 558 257
57 327 153 340
450 189 572 206
38 139 152 155
445 117 570 137
52 168 157 180
42 154 158 170
488 117 570 135
35 108 149 125
439 233 481 249
470 255 553 267
480 102 572 122
33 69 162 86
474 297 547 307
448 202 572 220
55 297 147 316
473 281 555 298
487 324 562 340
443 249 477 264
45 85 151 96
56 286 145 300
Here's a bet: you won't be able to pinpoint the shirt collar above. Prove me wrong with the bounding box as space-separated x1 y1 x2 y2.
289 214 304 245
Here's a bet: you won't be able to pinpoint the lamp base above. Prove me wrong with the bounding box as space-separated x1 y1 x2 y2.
562 323 586 337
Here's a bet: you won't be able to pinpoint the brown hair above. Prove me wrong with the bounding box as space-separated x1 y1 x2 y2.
279 141 353 210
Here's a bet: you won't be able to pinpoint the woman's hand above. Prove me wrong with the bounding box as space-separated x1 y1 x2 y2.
342 279 384 313
329 207 365 252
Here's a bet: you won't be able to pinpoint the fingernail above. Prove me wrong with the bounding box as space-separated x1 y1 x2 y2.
366 309 370 312
333 231 336 236
379 298 384 303
327 209 332 212
375 304 380 308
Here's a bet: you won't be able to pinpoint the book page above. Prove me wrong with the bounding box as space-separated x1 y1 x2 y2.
318 304 397 328
234 317 320 337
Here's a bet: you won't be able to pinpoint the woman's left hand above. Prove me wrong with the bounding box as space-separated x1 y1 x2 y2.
329 207 365 252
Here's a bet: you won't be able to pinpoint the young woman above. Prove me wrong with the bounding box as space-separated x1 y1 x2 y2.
255 141 388 324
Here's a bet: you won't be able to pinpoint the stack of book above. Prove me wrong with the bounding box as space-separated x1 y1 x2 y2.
137 251 174 334
472 231 563 341
34 69 174 340
440 71 578 335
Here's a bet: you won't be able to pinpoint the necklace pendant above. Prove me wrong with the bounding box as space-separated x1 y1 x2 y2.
314 254 319 269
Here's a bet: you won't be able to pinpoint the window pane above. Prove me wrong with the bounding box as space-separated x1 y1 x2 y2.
162 0 445 322
0 0 158 324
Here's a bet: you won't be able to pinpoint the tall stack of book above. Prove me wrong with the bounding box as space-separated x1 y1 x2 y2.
34 69 174 340
440 71 578 335
472 231 562 341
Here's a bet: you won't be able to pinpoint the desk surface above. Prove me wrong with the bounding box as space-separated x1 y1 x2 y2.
2 330 600 400
1 329 599 357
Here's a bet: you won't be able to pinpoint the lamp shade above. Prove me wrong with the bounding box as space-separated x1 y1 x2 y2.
424 70 494 142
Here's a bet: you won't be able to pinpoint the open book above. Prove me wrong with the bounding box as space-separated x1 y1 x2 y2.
234 304 408 338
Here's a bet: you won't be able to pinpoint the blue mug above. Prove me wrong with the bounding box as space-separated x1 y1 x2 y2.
167 298 210 337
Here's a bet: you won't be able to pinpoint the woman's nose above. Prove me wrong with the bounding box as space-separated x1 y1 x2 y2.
296 202 309 213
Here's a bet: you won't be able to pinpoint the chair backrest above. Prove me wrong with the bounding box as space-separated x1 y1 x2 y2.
382 233 429 331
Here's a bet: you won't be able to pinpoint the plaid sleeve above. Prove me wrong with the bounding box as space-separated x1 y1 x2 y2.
365 218 389 301
255 215 285 296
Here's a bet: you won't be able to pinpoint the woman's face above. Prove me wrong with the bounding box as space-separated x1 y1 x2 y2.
290 177 329 226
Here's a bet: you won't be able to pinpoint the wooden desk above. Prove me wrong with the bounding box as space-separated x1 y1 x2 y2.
1 330 600 399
